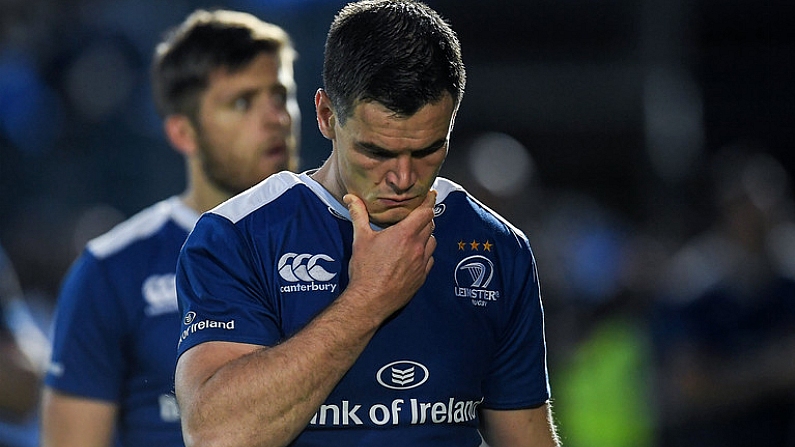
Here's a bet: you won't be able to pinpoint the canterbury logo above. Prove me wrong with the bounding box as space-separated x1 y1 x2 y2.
278 253 337 282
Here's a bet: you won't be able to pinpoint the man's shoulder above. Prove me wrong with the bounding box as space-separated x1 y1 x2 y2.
435 177 527 241
210 171 306 224
86 196 196 260
433 177 518 226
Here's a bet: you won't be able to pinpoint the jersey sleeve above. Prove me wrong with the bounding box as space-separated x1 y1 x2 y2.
176 213 281 357
481 245 551 410
44 252 126 401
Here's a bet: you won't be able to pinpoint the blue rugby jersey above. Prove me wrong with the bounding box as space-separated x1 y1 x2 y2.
46 197 198 447
176 172 550 446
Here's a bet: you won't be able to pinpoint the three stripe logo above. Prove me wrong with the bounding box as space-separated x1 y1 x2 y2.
376 360 429 390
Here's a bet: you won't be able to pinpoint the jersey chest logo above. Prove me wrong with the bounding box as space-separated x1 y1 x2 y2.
376 360 430 390
278 252 339 294
453 255 501 307
142 274 178 316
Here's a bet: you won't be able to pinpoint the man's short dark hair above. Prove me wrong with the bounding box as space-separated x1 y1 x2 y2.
323 0 465 125
151 9 295 121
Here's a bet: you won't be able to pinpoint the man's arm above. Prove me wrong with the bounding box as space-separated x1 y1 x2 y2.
480 404 561 447
176 300 389 447
40 388 118 447
0 336 39 418
175 192 437 447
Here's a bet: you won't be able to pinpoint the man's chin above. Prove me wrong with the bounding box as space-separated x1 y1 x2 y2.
368 208 410 228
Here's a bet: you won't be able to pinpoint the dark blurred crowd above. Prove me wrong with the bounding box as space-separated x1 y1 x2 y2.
452 140 795 447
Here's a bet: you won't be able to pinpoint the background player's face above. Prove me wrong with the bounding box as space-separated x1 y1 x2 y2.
195 52 297 195
332 94 454 227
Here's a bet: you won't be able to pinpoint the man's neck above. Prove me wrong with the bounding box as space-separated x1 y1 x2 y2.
309 161 346 206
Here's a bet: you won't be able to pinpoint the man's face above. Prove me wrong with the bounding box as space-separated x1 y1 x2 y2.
330 94 455 227
195 52 298 195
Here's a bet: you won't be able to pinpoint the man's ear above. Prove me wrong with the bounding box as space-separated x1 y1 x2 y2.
164 115 198 156
315 89 336 140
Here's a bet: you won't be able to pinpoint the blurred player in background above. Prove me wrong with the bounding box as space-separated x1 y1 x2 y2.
40 9 300 447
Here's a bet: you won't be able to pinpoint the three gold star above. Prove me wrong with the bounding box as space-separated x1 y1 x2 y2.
457 240 493 251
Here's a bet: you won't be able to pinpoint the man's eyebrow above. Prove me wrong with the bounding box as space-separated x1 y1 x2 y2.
357 138 447 154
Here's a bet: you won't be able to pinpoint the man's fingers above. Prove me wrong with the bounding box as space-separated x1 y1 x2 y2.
420 190 437 235
423 190 438 210
343 194 370 232
425 235 436 274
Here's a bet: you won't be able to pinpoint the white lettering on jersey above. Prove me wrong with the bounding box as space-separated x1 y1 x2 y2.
178 311 235 347
308 397 483 426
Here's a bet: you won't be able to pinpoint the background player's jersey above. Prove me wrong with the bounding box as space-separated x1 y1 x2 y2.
177 172 550 446
46 197 197 447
